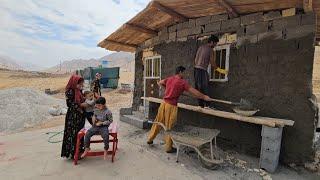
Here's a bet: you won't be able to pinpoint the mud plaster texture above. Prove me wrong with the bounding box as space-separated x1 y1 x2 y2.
133 15 319 164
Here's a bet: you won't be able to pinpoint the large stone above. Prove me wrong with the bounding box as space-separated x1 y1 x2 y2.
237 26 246 37
221 18 240 32
272 15 301 31
210 14 228 23
258 31 283 42
284 25 316 40
301 13 316 26
241 12 263 25
204 21 221 33
237 34 258 46
168 24 177 32
177 29 190 38
189 19 196 28
263 11 281 21
246 21 269 35
177 21 190 30
168 32 177 41
196 16 211 26
189 26 202 35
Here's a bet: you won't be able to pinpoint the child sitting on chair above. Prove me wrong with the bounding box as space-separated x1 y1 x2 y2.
83 91 95 125
82 97 113 160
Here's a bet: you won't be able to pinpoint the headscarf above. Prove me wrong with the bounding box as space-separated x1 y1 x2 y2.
65 75 84 104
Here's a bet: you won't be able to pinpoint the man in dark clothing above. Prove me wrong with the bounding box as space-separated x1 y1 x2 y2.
91 73 102 98
194 35 219 108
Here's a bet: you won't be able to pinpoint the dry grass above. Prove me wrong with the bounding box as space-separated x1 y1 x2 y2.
0 69 70 91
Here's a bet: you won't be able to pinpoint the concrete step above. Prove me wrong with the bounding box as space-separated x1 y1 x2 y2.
120 113 151 129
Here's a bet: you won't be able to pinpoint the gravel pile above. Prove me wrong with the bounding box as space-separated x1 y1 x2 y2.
0 88 65 132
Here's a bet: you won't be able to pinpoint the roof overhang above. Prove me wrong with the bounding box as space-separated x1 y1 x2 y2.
98 0 320 52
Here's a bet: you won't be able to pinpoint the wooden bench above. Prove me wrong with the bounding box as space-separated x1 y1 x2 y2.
73 122 119 165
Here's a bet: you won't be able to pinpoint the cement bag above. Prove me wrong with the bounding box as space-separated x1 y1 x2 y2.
48 107 62 116
61 108 68 115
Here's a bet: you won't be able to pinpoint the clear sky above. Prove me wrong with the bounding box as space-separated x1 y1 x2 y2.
0 0 150 68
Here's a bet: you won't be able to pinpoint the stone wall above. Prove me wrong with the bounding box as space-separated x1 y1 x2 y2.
134 11 318 164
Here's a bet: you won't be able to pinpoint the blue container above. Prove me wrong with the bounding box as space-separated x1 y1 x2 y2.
82 67 120 89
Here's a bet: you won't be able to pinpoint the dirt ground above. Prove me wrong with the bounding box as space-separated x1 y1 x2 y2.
1 90 319 180
0 50 319 179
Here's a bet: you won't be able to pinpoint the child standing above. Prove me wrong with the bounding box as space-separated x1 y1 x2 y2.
83 91 95 125
81 97 113 160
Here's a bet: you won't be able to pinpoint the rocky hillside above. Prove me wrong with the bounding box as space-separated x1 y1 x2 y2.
46 52 135 73
0 55 41 71
0 55 23 70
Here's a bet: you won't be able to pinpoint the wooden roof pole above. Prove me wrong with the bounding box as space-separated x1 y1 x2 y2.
303 0 313 12
150 1 188 22
217 0 239 18
100 40 138 49
125 23 158 36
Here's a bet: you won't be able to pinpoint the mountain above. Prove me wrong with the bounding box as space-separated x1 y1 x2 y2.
0 55 41 71
0 55 23 70
46 52 135 73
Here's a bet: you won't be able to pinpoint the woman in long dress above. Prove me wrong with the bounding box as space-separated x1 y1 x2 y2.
61 75 86 159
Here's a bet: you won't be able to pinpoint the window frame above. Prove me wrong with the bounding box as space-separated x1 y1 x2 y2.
143 55 161 79
209 44 230 82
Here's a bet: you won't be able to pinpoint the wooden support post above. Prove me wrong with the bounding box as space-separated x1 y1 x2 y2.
150 1 188 22
303 0 313 12
217 0 239 18
125 23 158 36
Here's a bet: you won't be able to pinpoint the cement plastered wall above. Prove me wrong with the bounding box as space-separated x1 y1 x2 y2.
134 12 318 164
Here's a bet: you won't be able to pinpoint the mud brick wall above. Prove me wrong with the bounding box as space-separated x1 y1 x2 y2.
134 11 318 164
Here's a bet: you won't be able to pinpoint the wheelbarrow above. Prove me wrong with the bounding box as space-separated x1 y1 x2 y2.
148 121 224 169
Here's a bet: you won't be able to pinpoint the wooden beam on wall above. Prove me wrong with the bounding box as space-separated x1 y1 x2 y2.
125 23 158 36
150 1 188 22
217 0 239 18
303 0 313 12
101 40 138 49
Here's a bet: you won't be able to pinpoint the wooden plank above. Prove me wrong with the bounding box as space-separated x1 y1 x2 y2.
217 0 239 18
102 40 138 49
125 23 158 36
303 0 313 12
150 1 188 22
142 97 295 127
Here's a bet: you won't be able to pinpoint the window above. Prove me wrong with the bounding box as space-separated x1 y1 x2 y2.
144 56 161 78
209 44 230 82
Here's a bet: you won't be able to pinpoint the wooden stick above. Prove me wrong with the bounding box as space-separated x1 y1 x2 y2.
217 0 239 18
125 23 158 36
150 1 188 22
142 97 294 127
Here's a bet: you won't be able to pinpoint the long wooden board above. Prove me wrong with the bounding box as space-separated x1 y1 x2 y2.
142 97 295 128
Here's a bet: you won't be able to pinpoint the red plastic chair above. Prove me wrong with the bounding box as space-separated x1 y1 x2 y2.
73 122 119 165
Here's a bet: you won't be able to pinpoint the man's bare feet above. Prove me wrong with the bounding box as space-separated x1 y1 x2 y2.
103 150 108 160
81 148 90 159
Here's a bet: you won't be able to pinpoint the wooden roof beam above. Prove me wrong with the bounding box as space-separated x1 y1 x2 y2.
125 23 158 36
99 40 138 49
150 1 188 22
303 0 313 12
217 0 239 18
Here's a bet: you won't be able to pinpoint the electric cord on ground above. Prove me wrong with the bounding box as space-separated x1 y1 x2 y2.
46 131 63 143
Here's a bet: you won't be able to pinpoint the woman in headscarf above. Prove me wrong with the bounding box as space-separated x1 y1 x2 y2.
61 75 86 159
